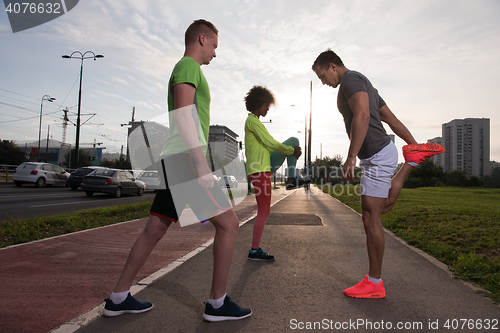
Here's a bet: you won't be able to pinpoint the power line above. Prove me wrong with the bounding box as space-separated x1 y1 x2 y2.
0 94 42 108
0 108 60 123
0 101 38 114
0 88 39 100
0 114 39 123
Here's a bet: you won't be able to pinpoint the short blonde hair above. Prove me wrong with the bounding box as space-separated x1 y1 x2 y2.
185 19 218 47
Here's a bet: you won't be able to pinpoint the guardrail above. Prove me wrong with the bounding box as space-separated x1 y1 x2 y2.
0 164 17 183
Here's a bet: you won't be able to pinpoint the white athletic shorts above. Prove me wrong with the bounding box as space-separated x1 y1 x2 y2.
359 141 398 198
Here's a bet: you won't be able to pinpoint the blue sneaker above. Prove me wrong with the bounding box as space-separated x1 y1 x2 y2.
247 247 275 261
103 292 153 317
203 295 252 322
285 178 311 190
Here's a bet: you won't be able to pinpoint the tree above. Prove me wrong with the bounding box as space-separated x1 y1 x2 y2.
0 140 24 165
311 154 344 183
410 159 444 187
468 175 484 187
443 169 468 187
483 167 500 188
101 155 131 169
64 149 91 169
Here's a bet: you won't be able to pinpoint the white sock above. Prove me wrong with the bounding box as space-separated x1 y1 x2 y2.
368 276 382 284
110 291 129 305
407 161 418 167
208 293 226 309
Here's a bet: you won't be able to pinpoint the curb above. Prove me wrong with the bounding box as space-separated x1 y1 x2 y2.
330 196 494 301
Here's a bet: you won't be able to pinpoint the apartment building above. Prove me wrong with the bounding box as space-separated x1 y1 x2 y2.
208 125 240 162
427 137 444 167
442 118 490 177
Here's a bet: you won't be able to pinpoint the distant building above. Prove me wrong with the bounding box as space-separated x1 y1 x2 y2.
125 121 170 164
125 121 170 170
17 139 105 168
208 125 239 162
427 137 444 167
490 161 500 175
442 118 490 177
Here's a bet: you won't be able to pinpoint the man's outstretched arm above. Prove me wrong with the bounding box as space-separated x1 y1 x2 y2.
379 105 417 145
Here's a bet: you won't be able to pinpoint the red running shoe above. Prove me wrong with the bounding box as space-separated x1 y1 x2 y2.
403 143 445 164
343 275 386 299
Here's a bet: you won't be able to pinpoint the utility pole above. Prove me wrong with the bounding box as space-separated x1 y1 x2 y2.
304 113 307 172
308 81 312 180
121 106 137 162
62 108 69 144
45 125 50 162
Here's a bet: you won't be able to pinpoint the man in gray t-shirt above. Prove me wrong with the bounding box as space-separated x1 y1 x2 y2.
312 49 444 299
337 70 391 160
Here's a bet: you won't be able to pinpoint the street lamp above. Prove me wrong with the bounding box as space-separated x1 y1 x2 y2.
308 81 312 180
38 95 55 161
62 51 103 167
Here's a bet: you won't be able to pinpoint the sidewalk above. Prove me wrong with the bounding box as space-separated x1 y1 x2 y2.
0 188 289 333
5 186 500 332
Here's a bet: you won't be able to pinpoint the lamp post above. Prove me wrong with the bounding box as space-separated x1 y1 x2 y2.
62 51 103 167
308 81 312 181
38 95 55 161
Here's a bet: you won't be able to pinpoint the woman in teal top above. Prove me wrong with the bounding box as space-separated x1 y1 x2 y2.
244 85 305 261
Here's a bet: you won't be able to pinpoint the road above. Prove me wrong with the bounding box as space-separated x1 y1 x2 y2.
0 181 249 222
0 184 156 221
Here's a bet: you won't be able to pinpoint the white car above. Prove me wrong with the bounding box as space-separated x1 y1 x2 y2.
138 170 161 190
220 175 238 188
13 162 70 187
128 169 144 179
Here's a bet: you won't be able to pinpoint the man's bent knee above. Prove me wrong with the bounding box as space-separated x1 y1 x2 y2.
211 209 239 233
143 215 171 240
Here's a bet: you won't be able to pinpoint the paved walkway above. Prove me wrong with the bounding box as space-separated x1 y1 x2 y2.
0 188 289 333
3 186 499 332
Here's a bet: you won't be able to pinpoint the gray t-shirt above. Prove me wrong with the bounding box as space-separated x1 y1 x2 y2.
337 70 391 159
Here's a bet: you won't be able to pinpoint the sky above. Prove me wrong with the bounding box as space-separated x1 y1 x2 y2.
1 0 499 170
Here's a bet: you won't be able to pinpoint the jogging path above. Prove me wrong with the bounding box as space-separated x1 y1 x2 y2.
3 186 499 332
1 188 289 333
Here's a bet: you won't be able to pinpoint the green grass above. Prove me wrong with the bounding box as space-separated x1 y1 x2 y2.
0 187 270 248
321 185 500 304
0 187 261 248
1 199 154 248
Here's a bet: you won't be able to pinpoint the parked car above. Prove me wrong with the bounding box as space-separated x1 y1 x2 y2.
13 162 70 187
129 169 144 179
81 168 146 198
68 166 107 190
138 170 161 190
220 175 238 188
213 174 220 185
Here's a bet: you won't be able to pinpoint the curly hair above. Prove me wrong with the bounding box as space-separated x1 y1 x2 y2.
244 85 276 112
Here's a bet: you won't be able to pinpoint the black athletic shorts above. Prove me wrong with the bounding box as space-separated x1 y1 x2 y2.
150 153 231 223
